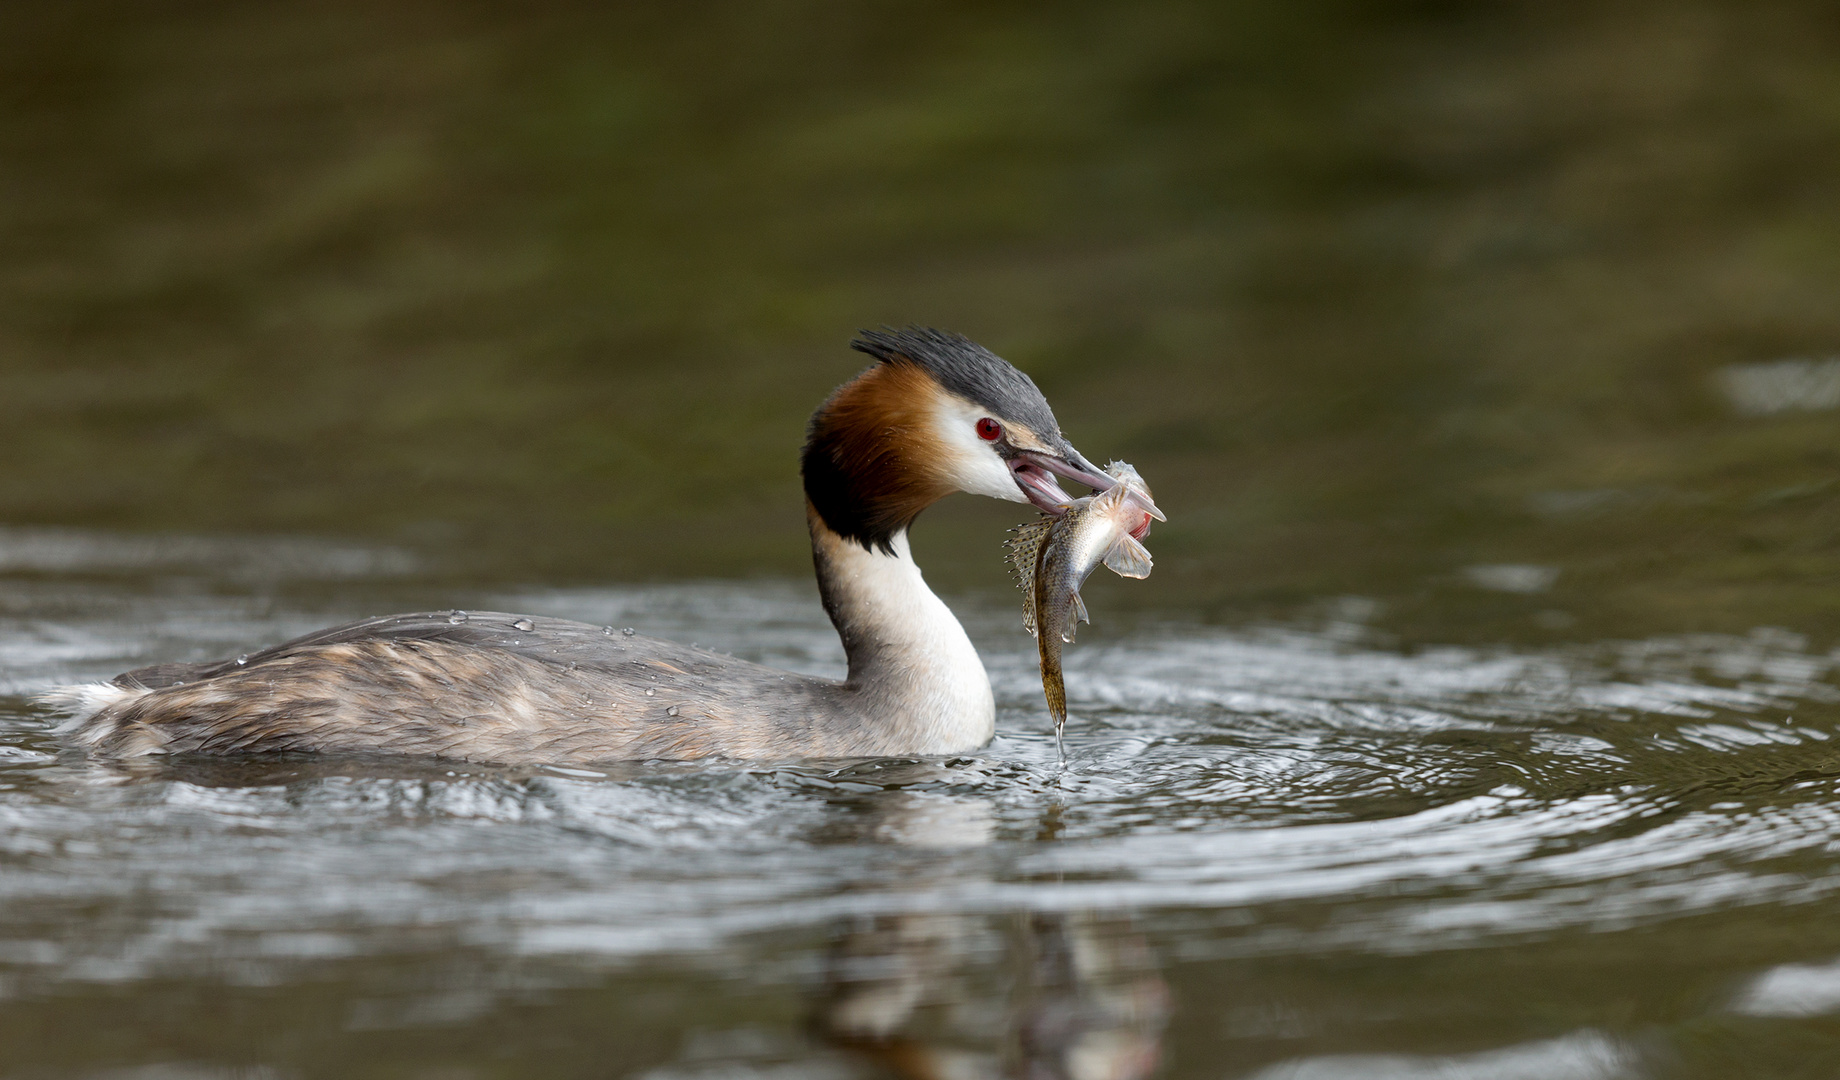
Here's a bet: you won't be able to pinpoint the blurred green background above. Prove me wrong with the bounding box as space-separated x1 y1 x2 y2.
4 0 1839 640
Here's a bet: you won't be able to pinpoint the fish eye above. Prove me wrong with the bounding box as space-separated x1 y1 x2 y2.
976 418 1003 442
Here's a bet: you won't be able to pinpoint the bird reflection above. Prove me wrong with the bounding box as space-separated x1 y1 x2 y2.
813 791 1169 1080
1015 913 1166 1080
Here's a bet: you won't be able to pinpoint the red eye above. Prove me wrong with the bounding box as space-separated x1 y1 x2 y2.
976 417 1002 441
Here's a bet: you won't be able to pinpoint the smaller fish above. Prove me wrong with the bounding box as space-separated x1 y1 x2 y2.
1008 462 1164 755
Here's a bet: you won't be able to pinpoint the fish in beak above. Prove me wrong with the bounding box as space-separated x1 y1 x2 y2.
1007 442 1166 536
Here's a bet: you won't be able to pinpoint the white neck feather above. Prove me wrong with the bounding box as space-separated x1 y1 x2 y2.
810 522 995 754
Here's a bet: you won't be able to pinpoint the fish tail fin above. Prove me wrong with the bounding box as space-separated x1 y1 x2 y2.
1044 671 1066 728
1103 532 1154 579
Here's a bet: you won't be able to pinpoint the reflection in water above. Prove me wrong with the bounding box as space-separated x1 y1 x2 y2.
818 912 1167 1080
1011 916 1166 1080
816 794 1167 1080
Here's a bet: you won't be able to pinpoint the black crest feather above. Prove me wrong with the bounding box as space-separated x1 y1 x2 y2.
850 327 1060 438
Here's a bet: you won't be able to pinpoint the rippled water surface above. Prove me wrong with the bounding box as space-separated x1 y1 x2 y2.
5 531 1840 1079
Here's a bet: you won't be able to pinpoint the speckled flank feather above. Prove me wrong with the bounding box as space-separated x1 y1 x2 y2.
52 607 981 763
49 513 999 765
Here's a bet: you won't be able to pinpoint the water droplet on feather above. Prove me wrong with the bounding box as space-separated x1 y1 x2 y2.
235 655 248 666
667 706 679 717
448 610 467 624
622 627 635 636
512 618 534 632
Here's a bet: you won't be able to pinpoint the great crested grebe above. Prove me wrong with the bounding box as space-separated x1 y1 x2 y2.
43 328 1126 764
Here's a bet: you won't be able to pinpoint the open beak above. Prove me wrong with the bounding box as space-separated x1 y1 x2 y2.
1007 443 1168 528
1007 445 1118 515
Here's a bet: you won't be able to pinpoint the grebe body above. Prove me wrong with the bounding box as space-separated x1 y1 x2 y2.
45 329 1117 763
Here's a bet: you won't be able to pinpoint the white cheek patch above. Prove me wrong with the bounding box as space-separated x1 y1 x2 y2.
929 396 1028 503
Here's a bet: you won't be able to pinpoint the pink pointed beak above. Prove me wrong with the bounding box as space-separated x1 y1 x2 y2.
1007 447 1165 527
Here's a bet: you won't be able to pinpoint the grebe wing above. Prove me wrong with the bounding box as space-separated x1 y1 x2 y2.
111 611 712 691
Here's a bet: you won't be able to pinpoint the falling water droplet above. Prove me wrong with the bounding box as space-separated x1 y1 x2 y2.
512 618 535 632
621 627 635 636
448 610 467 625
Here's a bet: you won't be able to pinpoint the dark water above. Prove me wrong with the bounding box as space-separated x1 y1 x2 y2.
6 0 1840 1076
6 534 1840 1077
4 0 1840 636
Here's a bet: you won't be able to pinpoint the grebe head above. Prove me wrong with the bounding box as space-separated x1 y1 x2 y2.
803 327 1113 553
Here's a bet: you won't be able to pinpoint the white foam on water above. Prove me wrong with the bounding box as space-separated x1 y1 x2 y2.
1241 1029 1635 1080
1717 357 1840 416
1731 956 1840 1017
0 526 415 578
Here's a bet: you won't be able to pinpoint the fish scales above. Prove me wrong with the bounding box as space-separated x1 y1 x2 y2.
1006 462 1162 754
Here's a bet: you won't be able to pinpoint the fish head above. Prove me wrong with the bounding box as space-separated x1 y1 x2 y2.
1092 463 1165 541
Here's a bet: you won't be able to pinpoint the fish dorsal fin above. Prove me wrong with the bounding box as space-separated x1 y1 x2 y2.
1103 532 1154 579
1006 516 1054 635
1006 518 1053 583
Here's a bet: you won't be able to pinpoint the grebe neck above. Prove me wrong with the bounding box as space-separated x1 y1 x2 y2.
808 506 995 753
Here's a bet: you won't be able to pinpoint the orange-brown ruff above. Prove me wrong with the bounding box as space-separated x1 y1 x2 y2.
46 328 1118 764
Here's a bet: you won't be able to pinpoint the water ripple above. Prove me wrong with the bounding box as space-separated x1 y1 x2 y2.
2 575 1840 1019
